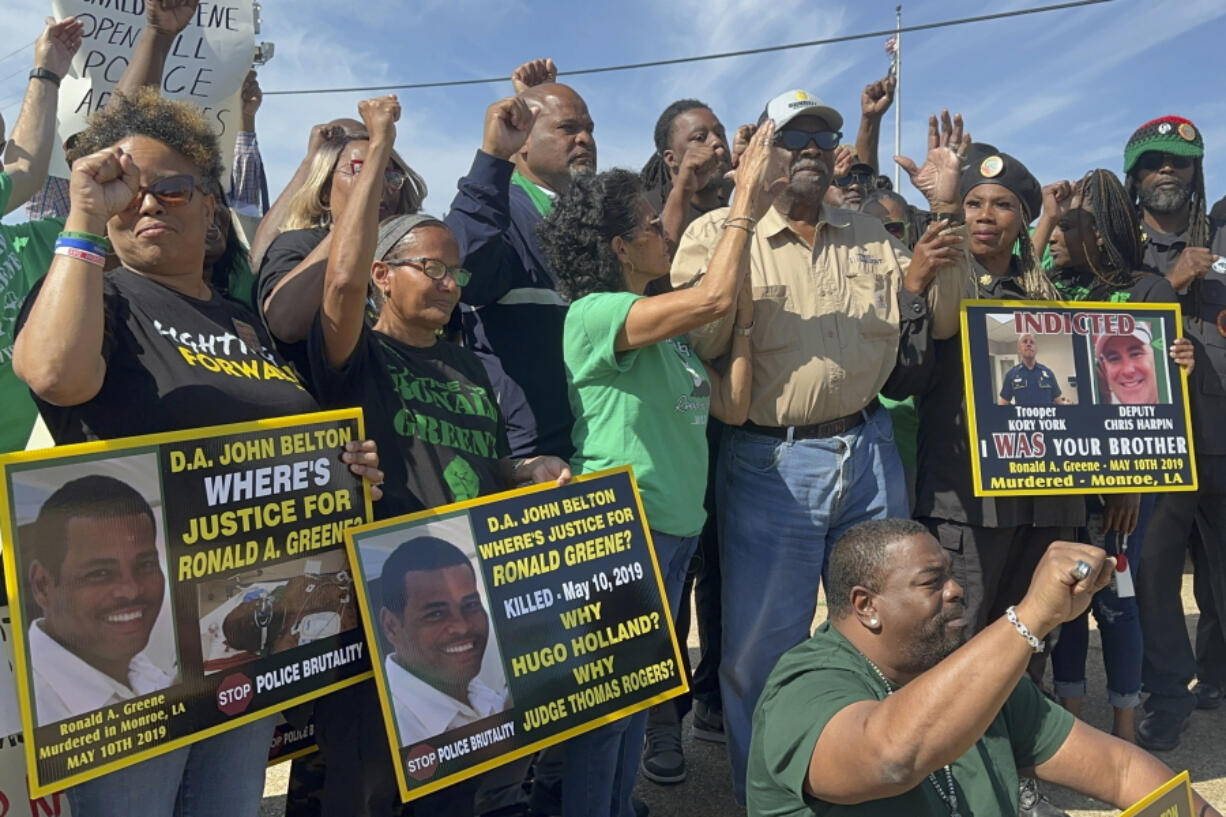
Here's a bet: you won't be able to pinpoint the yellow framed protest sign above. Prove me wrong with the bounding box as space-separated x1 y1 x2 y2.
344 466 688 803
960 300 1197 497
1119 770 1195 817
0 410 374 797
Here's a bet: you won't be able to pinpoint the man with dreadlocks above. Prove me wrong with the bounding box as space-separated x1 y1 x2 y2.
641 100 732 246
1121 115 1226 750
913 144 1080 817
638 97 733 786
1041 168 1194 747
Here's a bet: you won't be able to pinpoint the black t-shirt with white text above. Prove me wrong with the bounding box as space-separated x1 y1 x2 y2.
309 318 509 519
17 268 318 444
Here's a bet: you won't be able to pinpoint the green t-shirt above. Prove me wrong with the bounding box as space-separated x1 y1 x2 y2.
748 621 1075 817
878 395 917 467
0 172 64 453
563 291 709 537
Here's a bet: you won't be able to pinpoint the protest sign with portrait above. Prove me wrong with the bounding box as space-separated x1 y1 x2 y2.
0 410 372 796
345 467 687 802
962 300 1196 496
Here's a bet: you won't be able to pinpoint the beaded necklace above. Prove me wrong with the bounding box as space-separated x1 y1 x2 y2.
862 655 961 817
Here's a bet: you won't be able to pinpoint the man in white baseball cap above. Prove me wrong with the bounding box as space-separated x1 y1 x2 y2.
670 89 974 802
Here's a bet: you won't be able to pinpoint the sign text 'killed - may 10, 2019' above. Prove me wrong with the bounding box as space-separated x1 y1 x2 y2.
345 467 687 802
0 410 374 797
960 301 1197 496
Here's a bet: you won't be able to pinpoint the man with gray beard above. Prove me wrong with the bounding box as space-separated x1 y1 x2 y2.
670 91 973 802
1122 116 1226 751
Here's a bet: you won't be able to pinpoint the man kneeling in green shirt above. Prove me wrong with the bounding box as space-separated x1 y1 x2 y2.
747 519 1221 817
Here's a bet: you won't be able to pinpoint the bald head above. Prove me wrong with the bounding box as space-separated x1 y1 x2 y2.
517 83 596 195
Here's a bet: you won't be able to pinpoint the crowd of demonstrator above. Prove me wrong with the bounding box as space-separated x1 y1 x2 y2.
2 4 1225 817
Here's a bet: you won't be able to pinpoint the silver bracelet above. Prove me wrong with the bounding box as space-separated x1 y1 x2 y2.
1005 606 1044 653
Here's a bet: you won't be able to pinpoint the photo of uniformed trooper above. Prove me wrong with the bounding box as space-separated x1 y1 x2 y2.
985 315 1079 406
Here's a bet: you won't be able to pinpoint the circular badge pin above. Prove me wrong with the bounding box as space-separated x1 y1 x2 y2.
1178 123 1197 141
979 155 1004 178
1158 122 1173 135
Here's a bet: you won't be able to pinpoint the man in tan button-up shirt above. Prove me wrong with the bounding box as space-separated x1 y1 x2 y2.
668 92 973 802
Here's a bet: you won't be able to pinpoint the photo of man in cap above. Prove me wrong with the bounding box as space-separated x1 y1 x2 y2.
1092 322 1168 405
998 333 1073 406
26 473 176 726
379 536 509 747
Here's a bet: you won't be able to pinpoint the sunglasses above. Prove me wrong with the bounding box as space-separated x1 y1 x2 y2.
774 129 843 151
123 174 201 212
385 256 472 287
1136 152 1194 172
338 159 409 191
882 220 910 241
622 216 666 241
835 172 874 189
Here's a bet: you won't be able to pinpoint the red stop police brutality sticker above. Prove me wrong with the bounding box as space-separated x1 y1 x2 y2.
217 673 254 715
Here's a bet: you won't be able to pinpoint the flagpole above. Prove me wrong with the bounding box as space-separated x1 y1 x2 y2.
893 4 902 191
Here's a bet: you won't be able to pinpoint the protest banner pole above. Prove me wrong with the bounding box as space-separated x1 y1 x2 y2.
893 5 902 191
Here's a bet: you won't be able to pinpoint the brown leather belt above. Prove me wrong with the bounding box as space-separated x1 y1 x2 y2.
742 398 879 440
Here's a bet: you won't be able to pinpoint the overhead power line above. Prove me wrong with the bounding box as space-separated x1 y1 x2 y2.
264 0 1112 97
0 39 37 67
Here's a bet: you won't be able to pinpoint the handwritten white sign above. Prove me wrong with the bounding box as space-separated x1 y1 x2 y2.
48 0 254 177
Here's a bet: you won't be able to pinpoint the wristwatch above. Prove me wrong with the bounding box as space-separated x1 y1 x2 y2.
29 67 61 87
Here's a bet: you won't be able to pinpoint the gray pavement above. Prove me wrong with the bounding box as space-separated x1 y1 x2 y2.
262 570 1226 816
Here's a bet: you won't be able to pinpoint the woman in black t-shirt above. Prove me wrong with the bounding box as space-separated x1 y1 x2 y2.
312 95 571 516
257 106 428 380
303 95 569 817
14 87 383 817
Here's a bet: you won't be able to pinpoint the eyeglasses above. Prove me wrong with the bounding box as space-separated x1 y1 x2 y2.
882 220 910 241
123 174 201 212
337 159 408 191
621 216 666 241
1136 152 1194 172
385 256 472 287
835 171 874 189
774 129 842 151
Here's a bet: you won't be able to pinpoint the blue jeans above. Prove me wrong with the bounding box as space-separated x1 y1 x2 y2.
67 715 276 817
1052 496 1152 709
717 409 907 802
561 530 698 817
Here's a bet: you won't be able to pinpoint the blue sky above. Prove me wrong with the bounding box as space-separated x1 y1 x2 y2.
3 0 1225 223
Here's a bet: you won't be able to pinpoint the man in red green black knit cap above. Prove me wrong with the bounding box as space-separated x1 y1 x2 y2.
1123 115 1226 751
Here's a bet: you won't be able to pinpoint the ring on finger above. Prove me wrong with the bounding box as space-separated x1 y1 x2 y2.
1071 559 1092 581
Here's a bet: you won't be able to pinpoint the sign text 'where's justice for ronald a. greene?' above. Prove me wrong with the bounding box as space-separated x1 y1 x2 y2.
0 410 372 797
346 468 686 802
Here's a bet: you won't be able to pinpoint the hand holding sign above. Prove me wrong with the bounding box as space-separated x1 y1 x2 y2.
148 0 200 37
35 16 84 78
